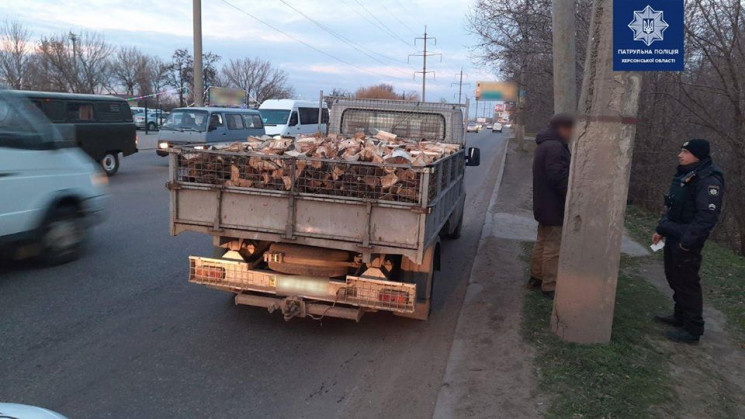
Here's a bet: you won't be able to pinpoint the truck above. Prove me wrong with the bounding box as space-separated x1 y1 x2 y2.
166 99 481 321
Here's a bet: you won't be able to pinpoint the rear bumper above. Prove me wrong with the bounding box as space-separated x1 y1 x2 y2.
189 256 419 321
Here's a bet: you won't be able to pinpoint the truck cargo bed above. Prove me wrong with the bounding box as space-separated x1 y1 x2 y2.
167 147 465 264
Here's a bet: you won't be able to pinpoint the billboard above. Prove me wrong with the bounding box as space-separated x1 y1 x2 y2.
476 82 518 101
208 87 247 107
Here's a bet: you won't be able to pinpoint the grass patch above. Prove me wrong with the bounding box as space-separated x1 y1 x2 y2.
625 205 745 343
521 242 674 418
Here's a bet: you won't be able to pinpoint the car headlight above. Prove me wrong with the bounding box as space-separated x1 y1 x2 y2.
158 142 169 149
194 145 205 150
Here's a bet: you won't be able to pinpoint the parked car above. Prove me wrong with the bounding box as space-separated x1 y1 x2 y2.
466 122 480 133
133 109 166 131
10 90 137 176
259 99 329 137
0 88 107 265
492 122 503 133
156 107 265 156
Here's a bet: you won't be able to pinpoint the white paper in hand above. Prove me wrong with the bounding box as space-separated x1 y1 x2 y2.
650 240 665 252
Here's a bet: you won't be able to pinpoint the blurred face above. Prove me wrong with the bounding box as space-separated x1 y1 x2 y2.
557 125 574 142
678 148 699 166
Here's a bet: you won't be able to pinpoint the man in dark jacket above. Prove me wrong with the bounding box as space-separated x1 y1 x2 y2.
653 139 724 343
529 114 574 298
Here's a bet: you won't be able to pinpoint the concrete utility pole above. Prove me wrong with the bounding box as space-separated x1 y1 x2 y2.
409 26 441 102
552 0 577 114
451 68 471 105
515 66 526 149
193 0 204 107
550 0 642 344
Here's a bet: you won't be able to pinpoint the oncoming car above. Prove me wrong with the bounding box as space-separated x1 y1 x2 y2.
156 107 265 156
466 122 480 133
0 88 107 265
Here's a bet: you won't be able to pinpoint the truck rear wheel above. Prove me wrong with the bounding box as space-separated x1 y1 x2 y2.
396 241 438 320
442 198 465 239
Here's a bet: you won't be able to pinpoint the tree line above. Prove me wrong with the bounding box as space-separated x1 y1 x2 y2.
468 0 745 254
0 19 294 108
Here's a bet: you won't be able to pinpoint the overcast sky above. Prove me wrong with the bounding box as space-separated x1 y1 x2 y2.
1 0 499 105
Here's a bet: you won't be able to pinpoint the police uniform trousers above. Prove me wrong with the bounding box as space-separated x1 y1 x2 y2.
663 237 705 336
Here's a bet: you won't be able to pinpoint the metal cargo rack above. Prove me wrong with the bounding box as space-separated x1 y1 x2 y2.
168 146 465 265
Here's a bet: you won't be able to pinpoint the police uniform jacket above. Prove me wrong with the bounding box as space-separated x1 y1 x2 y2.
655 158 725 251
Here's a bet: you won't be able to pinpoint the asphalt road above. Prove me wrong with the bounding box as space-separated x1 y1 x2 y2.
0 129 507 419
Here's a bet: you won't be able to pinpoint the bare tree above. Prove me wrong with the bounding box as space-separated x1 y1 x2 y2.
167 48 222 106
0 19 32 89
167 48 191 106
221 57 294 104
35 31 113 93
111 46 149 96
146 56 171 96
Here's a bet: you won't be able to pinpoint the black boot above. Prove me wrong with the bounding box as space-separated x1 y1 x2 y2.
665 329 700 344
653 314 683 327
526 277 543 290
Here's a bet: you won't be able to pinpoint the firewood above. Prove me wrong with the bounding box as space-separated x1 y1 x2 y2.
381 172 399 190
374 130 397 142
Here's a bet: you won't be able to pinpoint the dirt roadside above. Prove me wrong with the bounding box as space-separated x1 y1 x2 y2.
633 260 745 418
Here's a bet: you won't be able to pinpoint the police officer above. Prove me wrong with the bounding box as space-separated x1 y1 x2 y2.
652 139 724 343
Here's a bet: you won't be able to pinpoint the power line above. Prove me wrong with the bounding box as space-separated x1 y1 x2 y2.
382 0 418 35
220 0 406 80
348 0 412 47
277 0 409 70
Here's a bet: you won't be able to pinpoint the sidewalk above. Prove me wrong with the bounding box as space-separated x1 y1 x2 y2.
433 140 648 418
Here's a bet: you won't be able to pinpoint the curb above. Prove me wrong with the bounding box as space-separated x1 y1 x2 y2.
432 139 510 418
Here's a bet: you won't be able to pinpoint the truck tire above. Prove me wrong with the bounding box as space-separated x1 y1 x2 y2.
443 198 465 239
101 152 119 176
40 204 86 266
396 241 438 320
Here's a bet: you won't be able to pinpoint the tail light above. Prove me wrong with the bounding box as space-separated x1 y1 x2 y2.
378 289 409 305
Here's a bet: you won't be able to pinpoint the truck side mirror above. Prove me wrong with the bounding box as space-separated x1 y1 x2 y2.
466 147 481 166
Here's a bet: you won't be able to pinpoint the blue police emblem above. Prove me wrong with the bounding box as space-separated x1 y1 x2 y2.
628 5 669 46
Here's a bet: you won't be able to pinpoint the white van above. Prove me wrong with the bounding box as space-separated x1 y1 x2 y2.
0 89 107 264
258 99 329 137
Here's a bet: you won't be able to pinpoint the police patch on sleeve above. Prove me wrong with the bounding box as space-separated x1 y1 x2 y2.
708 185 720 196
708 203 717 211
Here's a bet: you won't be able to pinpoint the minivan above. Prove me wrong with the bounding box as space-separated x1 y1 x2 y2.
0 88 107 264
259 99 329 138
156 107 265 156
10 90 137 176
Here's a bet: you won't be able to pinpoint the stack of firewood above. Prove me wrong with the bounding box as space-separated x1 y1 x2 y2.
179 131 461 203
